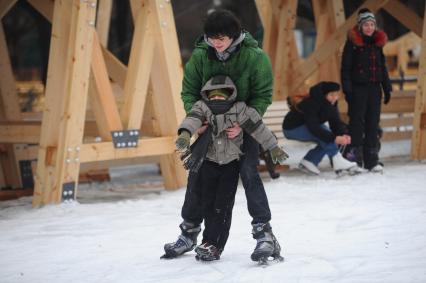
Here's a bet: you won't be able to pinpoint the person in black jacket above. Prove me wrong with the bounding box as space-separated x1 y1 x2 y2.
283 82 359 175
341 8 392 172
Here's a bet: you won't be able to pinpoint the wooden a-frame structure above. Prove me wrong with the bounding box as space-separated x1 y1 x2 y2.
255 0 426 159
0 0 186 206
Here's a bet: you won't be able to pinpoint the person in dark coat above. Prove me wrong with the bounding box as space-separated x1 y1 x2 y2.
341 8 392 172
283 82 360 175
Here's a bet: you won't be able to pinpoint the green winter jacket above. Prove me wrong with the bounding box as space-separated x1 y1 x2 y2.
181 32 273 116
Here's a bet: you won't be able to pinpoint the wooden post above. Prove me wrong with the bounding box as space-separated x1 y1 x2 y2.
0 23 22 188
274 0 298 99
150 0 186 189
121 0 155 130
33 0 97 207
89 32 123 140
96 0 112 46
411 6 426 160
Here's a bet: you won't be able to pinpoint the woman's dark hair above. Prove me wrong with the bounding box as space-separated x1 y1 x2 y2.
203 10 242 40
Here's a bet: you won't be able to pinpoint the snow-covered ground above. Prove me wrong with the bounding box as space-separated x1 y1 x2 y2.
1 140 426 283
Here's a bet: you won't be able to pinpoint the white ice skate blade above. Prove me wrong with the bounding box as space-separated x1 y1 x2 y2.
298 163 320 176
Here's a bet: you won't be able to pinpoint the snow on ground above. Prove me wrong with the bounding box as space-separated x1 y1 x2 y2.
1 140 426 283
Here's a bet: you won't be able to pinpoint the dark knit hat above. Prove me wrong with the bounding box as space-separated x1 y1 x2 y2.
357 8 376 30
321 81 340 94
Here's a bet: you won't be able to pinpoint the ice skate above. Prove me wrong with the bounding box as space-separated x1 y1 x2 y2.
369 163 384 173
161 221 201 259
298 159 320 175
251 223 284 265
194 242 221 261
332 152 363 176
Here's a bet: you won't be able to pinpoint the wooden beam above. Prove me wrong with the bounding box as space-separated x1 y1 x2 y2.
121 0 154 130
150 0 186 189
101 46 127 88
0 0 18 19
27 0 54 21
383 0 423 37
95 0 112 46
274 0 298 99
33 0 97 207
89 32 123 140
254 0 273 53
0 24 21 120
0 122 41 143
79 136 175 162
0 22 22 189
411 4 426 160
290 0 390 93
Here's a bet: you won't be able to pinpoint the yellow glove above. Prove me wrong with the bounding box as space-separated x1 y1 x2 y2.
269 146 289 165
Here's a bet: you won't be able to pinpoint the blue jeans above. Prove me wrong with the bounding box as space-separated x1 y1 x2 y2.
283 124 338 165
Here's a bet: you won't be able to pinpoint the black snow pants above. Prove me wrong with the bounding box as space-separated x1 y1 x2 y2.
198 160 239 250
181 133 272 226
348 83 382 169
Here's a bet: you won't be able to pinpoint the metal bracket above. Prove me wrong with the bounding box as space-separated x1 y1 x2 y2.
19 160 36 189
111 130 140 148
62 182 76 201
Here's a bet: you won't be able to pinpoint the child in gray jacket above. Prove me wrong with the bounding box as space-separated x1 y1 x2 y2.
169 75 288 261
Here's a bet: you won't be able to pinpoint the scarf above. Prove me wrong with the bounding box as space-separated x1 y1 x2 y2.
180 126 213 173
204 32 245 62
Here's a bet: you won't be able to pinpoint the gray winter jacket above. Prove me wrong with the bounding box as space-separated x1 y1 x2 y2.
178 76 278 165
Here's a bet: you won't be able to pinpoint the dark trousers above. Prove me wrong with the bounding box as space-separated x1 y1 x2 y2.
348 83 382 169
200 160 239 250
181 133 272 226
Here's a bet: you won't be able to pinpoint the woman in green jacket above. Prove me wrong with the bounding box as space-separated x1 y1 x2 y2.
162 10 282 263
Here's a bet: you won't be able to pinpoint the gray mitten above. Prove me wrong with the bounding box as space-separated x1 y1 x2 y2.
269 146 289 165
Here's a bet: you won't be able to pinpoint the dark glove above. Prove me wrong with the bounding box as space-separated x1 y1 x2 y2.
384 91 391 105
175 131 191 151
269 146 289 165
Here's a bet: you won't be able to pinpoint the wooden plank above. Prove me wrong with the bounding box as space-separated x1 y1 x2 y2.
101 47 127 88
27 0 54 21
0 24 21 120
33 0 97 207
121 0 154 129
383 130 412 141
0 122 41 143
0 23 22 189
382 93 415 113
79 136 175 162
89 32 123 139
254 0 273 54
273 0 298 99
33 0 75 207
411 5 426 160
381 116 413 128
95 0 112 46
290 0 390 93
150 0 187 189
383 0 423 37
0 0 17 19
